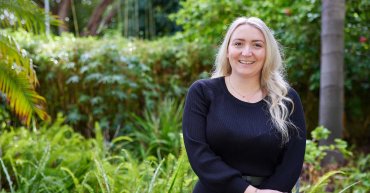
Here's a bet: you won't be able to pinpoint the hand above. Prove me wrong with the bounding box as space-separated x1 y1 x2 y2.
244 186 285 193
244 185 257 193
256 189 284 193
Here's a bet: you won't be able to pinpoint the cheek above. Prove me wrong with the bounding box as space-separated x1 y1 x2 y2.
257 50 266 60
228 48 238 58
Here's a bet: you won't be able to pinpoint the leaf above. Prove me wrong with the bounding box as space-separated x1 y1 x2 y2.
0 61 49 126
0 33 37 85
338 181 362 193
61 167 80 190
308 170 345 193
0 158 15 193
0 0 61 33
148 159 164 193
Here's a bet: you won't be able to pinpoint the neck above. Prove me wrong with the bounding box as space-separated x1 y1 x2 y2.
229 73 261 93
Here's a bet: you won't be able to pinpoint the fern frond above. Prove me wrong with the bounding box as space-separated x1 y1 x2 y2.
0 62 49 125
0 32 38 86
0 0 60 33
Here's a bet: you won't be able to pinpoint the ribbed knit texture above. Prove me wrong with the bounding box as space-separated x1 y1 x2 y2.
182 77 306 193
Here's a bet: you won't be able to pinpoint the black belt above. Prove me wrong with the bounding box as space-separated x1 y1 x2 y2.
242 175 266 186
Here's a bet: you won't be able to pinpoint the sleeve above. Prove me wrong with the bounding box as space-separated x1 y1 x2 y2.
182 80 249 193
259 88 306 192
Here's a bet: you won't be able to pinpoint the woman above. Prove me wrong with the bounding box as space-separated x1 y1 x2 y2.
182 17 306 193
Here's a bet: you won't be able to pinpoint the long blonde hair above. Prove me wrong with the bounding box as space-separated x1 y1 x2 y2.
211 17 295 144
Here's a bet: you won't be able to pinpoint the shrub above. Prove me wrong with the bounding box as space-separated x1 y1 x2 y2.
11 32 212 137
0 115 197 192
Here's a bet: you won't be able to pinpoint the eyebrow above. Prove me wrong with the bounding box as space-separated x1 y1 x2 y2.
231 39 265 43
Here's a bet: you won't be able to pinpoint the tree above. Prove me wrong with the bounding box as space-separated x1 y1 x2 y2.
82 0 114 36
0 0 56 125
58 0 71 34
319 0 345 148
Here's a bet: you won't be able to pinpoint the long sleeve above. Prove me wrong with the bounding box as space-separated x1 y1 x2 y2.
182 80 249 193
259 89 306 192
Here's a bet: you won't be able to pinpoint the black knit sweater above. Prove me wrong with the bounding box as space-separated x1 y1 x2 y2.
182 77 306 193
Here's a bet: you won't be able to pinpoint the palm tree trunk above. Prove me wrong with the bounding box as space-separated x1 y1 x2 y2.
319 0 345 162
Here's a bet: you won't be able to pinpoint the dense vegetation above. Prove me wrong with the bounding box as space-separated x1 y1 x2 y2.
0 109 369 192
0 0 369 192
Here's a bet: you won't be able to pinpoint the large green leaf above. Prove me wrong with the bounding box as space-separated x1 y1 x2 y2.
0 62 49 125
0 32 38 85
0 0 59 125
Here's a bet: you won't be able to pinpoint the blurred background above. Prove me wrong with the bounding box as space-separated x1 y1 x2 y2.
0 0 369 192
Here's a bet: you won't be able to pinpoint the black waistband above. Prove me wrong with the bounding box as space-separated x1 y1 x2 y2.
242 175 266 186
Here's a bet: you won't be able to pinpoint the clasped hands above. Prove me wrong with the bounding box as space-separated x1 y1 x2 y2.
245 185 285 193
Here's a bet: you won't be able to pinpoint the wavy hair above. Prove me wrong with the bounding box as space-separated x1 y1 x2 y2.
211 17 295 144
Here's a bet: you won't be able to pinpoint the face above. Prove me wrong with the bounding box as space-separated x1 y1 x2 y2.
227 24 266 78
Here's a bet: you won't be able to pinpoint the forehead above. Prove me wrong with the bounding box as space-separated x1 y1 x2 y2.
230 24 265 41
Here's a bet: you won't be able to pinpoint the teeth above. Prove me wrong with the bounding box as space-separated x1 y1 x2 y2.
239 60 254 64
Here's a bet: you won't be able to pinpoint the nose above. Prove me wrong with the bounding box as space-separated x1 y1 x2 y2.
241 46 252 56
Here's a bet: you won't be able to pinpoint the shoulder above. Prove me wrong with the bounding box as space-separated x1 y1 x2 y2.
286 87 302 104
188 77 224 94
186 77 224 103
287 87 304 114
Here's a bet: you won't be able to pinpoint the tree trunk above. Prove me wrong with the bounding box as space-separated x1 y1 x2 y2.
319 0 345 162
44 0 50 35
82 0 113 36
58 0 71 34
102 7 118 28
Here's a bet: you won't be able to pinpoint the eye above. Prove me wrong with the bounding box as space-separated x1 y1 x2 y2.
254 43 263 48
233 42 243 47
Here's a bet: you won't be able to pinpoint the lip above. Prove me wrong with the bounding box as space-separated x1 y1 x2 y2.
239 60 255 64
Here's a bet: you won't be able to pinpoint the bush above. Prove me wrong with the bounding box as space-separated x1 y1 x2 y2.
11 32 212 137
1 119 368 192
129 98 184 160
301 126 369 192
0 115 197 192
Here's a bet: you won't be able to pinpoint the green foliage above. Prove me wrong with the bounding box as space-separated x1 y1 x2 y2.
343 0 370 144
0 0 59 33
130 98 184 159
0 37 48 125
10 32 212 135
0 32 49 126
305 126 352 170
305 170 345 193
301 126 369 192
9 0 369 141
0 0 60 126
0 107 367 192
301 154 370 193
336 153 370 193
0 115 197 192
171 0 370 144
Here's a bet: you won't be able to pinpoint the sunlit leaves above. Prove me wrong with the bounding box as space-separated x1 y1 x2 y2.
0 115 197 192
0 0 60 33
0 0 60 126
0 33 49 125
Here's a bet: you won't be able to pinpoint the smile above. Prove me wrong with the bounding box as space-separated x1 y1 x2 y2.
239 60 255 64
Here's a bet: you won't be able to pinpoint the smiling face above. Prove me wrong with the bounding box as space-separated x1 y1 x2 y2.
227 24 266 78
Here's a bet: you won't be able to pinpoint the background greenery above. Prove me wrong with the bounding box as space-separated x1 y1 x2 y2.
0 0 369 192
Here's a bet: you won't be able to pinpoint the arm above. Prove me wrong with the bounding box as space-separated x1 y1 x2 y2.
182 81 249 193
259 89 306 192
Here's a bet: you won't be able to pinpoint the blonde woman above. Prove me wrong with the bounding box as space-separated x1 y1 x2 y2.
182 17 306 193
